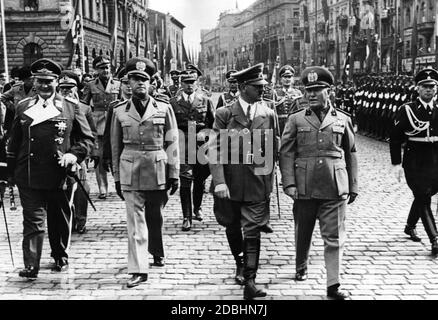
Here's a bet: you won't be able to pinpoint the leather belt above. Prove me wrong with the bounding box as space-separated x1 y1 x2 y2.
278 114 289 119
123 144 163 151
408 136 438 143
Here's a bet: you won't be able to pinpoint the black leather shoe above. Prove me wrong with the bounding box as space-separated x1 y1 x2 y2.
260 223 273 233
77 226 87 234
234 264 245 285
404 226 421 242
127 273 148 288
193 209 203 221
295 269 308 281
151 256 165 267
432 239 438 255
52 258 69 272
182 218 191 231
243 279 267 300
18 266 38 280
327 284 350 300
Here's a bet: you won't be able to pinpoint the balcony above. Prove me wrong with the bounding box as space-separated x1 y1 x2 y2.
317 22 326 34
417 21 434 35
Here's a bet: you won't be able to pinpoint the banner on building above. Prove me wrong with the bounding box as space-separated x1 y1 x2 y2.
63 0 81 68
109 0 118 69
411 0 418 74
303 3 310 44
342 40 351 82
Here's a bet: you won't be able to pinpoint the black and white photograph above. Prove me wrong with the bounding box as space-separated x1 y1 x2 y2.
0 0 437 312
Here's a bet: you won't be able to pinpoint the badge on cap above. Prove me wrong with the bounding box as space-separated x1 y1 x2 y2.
308 71 318 83
136 61 146 71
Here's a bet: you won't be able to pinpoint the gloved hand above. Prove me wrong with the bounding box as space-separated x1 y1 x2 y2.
102 158 112 173
348 192 358 204
166 178 179 195
58 153 78 168
115 181 124 200
90 156 100 169
214 183 230 199
284 186 297 200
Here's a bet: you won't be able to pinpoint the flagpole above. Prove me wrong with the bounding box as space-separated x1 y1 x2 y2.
79 0 85 75
0 0 9 83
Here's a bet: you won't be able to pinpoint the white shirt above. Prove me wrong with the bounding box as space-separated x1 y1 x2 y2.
419 97 434 110
182 92 194 104
238 96 256 121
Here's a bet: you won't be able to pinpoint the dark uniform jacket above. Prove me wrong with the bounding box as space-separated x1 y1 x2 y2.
81 77 121 136
280 106 358 200
274 87 303 118
169 92 214 157
390 98 438 170
111 97 180 191
209 100 279 202
7 93 94 190
1 83 36 134
216 91 239 109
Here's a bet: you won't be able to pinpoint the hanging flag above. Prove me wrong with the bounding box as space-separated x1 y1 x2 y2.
165 38 173 75
303 3 310 44
343 40 351 80
321 0 329 22
63 0 81 68
135 17 141 57
109 0 118 69
411 0 418 74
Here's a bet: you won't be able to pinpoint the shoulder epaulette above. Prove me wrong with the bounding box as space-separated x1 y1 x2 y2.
335 108 351 117
64 96 79 104
113 99 129 109
290 107 305 116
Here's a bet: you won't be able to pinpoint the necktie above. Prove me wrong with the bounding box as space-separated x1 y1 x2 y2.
246 104 252 124
187 94 192 104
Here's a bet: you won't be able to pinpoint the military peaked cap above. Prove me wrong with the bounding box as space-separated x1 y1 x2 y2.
301 66 334 89
186 64 203 77
226 69 238 83
231 63 268 85
415 68 438 86
125 57 156 80
92 55 111 69
31 58 62 80
279 65 295 77
59 70 80 87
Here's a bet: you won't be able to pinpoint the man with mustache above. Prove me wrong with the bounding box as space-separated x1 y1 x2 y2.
280 66 358 300
6 58 94 279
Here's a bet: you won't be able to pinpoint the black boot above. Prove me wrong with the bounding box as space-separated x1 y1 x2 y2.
226 227 244 284
180 187 192 231
243 237 266 300
193 180 205 221
234 255 245 285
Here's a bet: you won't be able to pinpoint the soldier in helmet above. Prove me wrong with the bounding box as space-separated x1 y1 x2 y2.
280 66 358 300
7 58 94 280
216 69 239 109
81 55 121 199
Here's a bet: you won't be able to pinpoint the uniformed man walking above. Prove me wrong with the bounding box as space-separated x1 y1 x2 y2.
273 65 303 134
82 55 121 199
111 57 179 288
165 69 181 98
216 70 239 109
390 68 438 254
280 66 358 300
58 70 98 234
210 63 279 300
6 58 94 279
169 68 214 231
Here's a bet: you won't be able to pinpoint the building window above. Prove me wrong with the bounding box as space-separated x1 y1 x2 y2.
103 0 107 25
120 49 124 66
92 48 96 58
420 1 426 23
24 0 38 11
23 43 43 66
89 0 94 20
96 0 101 22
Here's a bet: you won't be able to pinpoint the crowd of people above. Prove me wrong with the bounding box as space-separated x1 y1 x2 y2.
2 53 438 301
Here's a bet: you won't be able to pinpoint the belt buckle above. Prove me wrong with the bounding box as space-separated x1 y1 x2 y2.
246 153 254 164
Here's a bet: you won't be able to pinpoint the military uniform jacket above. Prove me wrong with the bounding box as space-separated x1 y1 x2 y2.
274 87 303 118
7 93 94 190
82 77 121 136
111 97 180 191
209 100 279 202
216 91 239 109
166 84 180 98
279 106 358 200
1 83 36 134
390 99 438 169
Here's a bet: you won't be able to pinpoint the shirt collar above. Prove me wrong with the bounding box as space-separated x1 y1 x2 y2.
38 92 56 106
182 92 192 102
419 97 434 109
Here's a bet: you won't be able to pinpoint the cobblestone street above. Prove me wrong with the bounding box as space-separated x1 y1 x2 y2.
1 97 438 301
